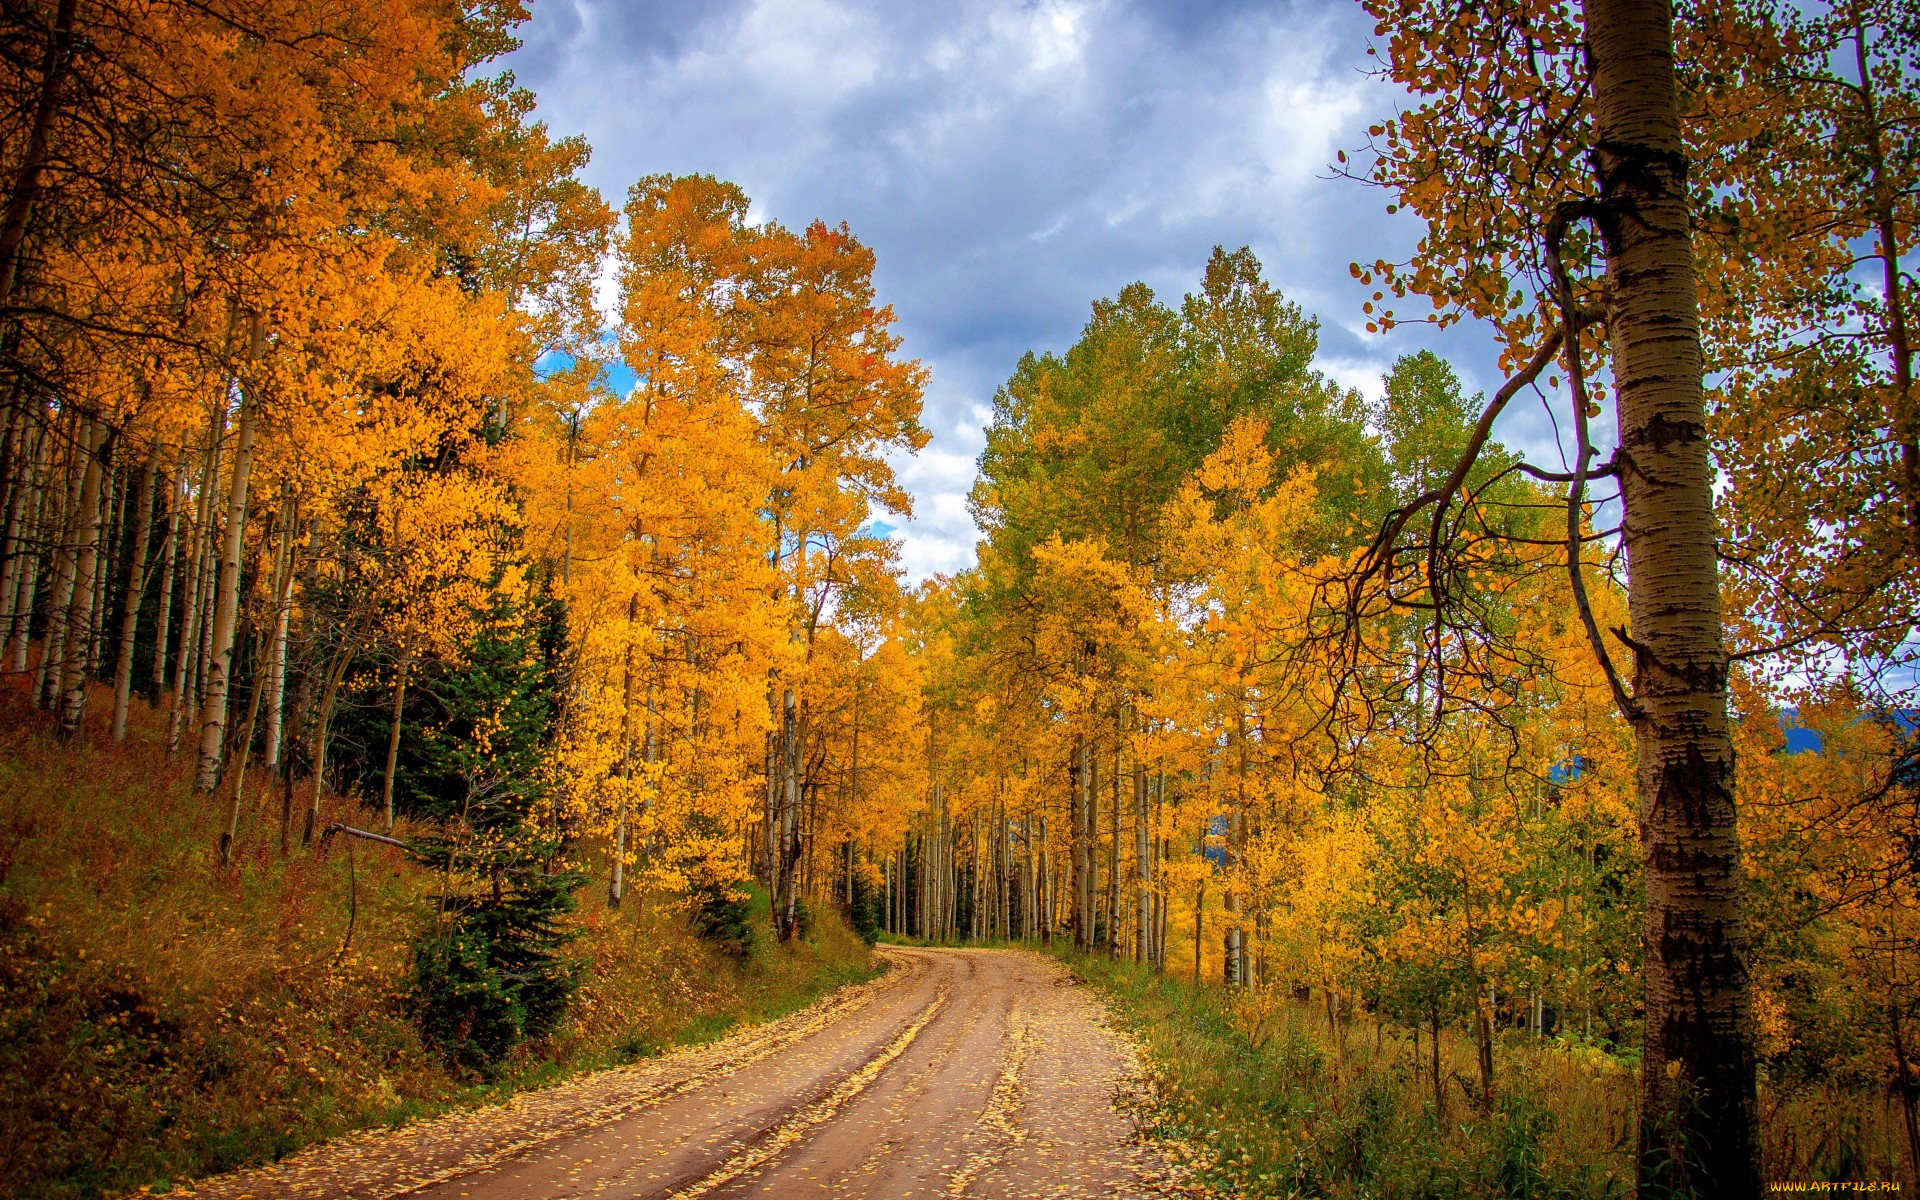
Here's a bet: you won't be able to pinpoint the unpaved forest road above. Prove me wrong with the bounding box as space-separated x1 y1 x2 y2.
190 947 1173 1200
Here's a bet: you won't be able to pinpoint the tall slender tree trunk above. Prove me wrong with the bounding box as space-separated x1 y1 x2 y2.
168 426 219 753
0 425 23 670
383 652 411 837
998 799 1011 937
1475 990 1495 1109
1157 835 1171 970
1430 1003 1445 1121
1 415 46 671
1225 705 1249 987
1134 755 1151 964
110 454 156 740
611 595 638 907
305 633 360 847
1037 809 1052 945
1026 818 1038 939
1846 4 1920 554
0 412 42 666
220 624 267 866
916 827 928 938
929 800 942 939
1194 876 1205 983
262 496 294 767
776 685 802 939
86 464 118 680
1071 734 1094 950
195 405 255 792
1107 737 1121 956
968 815 981 940
9 441 47 676
1585 0 1757 1191
0 392 22 587
191 511 217 707
279 659 311 856
36 410 85 707
185 405 228 728
148 456 184 703
763 721 779 890
0 0 79 305
56 416 106 739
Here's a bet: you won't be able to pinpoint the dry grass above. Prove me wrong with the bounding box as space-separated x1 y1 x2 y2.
1063 952 1913 1197
1762 1083 1911 1184
0 686 875 1199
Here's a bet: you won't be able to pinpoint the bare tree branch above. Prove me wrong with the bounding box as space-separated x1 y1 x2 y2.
1547 199 1642 725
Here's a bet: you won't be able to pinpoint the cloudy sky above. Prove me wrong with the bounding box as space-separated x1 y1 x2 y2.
503 0 1548 581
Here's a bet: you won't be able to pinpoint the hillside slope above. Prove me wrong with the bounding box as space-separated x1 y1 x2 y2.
0 692 875 1200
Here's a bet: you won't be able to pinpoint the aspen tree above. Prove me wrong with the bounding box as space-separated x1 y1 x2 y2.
220 622 271 864
109 453 156 741
147 455 184 703
167 422 219 754
1134 755 1151 964
86 464 117 679
9 428 48 676
0 416 47 670
55 415 105 738
37 411 86 708
1350 0 1758 1184
382 649 411 837
261 494 295 769
195 395 256 793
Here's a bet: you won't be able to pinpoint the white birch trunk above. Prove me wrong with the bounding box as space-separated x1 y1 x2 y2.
262 495 295 769
0 414 44 666
148 453 186 703
110 453 156 740
35 411 85 706
85 465 118 679
382 654 410 836
167 426 219 754
55 416 105 737
195 405 255 791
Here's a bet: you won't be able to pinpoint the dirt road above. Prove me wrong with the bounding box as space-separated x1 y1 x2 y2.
190 947 1171 1199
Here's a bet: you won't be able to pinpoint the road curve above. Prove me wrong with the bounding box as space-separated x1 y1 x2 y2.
189 947 1171 1200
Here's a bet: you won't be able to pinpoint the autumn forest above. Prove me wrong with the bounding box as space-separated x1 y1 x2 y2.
1 0 1916 1197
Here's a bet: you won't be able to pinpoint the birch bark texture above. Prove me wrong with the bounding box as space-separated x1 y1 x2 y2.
110 454 156 741
195 403 256 793
1586 0 1758 1190
56 416 105 738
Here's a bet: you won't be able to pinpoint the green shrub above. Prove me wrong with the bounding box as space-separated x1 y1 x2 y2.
848 869 880 944
689 879 759 959
1057 950 1638 1200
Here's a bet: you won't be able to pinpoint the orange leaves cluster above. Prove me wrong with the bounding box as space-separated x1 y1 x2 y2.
1355 0 1598 364
525 173 927 897
929 246 1654 1046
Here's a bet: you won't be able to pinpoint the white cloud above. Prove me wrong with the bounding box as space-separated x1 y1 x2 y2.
1006 0 1093 77
1321 355 1389 405
508 0 1512 583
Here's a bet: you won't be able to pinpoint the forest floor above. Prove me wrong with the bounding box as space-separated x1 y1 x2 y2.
187 946 1175 1200
0 695 876 1199
1060 951 1911 1197
1054 951 1637 1200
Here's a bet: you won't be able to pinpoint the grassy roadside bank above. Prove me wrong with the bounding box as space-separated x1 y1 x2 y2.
0 707 878 1200
1057 950 1913 1196
1053 950 1634 1200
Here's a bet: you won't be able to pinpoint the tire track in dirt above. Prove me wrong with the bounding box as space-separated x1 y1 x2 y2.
668 984 949 1198
186 948 1171 1200
185 954 928 1200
